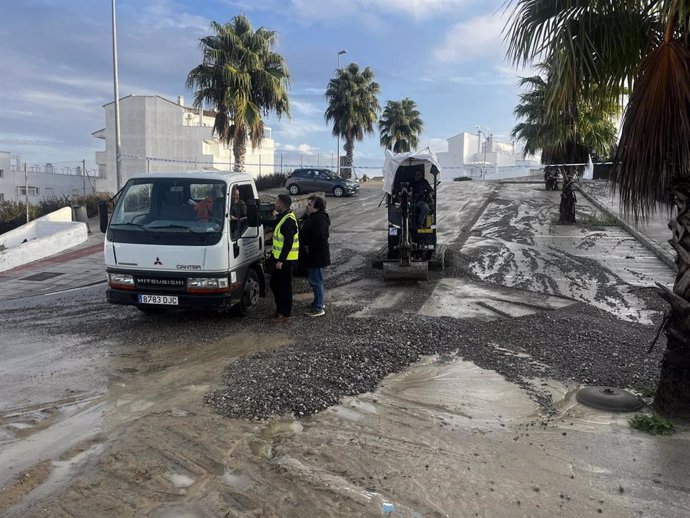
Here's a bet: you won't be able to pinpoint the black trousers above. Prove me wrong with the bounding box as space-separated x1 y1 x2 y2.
270 260 294 317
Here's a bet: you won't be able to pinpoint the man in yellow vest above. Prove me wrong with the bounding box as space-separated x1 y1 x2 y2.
263 194 299 322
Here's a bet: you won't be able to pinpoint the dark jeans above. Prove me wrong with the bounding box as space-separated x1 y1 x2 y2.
307 267 325 309
415 201 429 227
270 260 294 317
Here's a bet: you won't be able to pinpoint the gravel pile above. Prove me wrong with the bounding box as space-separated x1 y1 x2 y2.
206 300 665 420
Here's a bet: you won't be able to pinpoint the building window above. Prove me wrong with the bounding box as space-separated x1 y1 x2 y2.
0 193 4 202
17 186 39 196
0 169 4 178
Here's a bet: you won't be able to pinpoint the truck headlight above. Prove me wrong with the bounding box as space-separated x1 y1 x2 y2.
108 273 134 289
186 277 229 293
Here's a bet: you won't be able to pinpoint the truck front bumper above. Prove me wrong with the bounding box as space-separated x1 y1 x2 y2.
107 287 242 311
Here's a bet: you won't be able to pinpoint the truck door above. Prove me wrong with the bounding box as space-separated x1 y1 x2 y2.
229 182 262 266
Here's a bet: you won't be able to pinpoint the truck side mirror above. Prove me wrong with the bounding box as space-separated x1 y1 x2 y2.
246 203 260 228
99 200 109 233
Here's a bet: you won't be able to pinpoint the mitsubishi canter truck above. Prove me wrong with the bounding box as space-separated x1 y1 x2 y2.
99 171 266 315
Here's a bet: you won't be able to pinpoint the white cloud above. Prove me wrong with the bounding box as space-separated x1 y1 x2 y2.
433 13 506 63
291 0 476 23
273 118 330 140
419 137 448 153
291 99 322 117
278 143 318 155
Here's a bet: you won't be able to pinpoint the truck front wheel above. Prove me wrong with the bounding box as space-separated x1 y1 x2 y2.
234 269 261 316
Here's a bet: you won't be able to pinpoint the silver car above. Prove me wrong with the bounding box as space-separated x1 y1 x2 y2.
286 168 360 197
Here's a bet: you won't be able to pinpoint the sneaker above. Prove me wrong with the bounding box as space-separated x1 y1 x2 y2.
304 308 325 317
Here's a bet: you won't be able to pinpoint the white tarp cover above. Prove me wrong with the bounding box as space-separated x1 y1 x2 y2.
382 148 442 195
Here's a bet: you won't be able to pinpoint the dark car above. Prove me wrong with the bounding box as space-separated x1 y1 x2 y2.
286 168 359 197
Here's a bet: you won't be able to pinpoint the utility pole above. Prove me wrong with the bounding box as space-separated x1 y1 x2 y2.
24 162 29 223
111 0 122 191
336 49 348 177
82 159 87 196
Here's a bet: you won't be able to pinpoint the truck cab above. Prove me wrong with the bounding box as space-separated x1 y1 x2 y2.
101 171 266 315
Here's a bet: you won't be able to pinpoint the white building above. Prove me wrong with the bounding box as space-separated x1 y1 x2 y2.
0 151 91 204
94 95 276 194
436 132 536 179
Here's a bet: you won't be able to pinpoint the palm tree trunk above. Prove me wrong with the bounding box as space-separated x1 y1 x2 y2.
343 137 354 179
559 109 578 224
655 180 690 417
559 169 577 224
232 130 247 173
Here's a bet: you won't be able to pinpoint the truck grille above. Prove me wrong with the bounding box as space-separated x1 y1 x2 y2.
135 277 186 291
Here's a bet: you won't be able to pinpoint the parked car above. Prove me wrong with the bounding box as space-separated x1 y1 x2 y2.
285 168 359 197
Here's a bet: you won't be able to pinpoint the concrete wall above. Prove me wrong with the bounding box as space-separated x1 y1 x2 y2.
0 207 87 272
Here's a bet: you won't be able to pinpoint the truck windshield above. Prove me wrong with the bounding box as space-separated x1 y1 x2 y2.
108 178 227 245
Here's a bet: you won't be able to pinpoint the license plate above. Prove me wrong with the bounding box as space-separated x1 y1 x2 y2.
138 294 179 305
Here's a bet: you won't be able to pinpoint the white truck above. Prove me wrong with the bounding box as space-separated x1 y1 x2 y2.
99 171 266 315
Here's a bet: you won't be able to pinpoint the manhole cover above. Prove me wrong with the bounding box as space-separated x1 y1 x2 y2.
20 272 65 282
576 386 643 412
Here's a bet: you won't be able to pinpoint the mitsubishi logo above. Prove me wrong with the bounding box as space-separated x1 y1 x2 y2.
154 257 162 265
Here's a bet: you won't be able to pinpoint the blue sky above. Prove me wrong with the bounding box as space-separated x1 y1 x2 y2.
0 0 535 167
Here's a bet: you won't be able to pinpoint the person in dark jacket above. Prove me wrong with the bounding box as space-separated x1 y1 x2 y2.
262 194 299 322
301 195 330 317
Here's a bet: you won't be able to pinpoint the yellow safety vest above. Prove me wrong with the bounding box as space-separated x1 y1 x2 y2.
272 212 299 261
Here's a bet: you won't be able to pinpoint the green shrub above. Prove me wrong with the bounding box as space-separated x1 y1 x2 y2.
629 414 675 436
453 176 473 182
634 386 656 399
255 173 287 191
582 212 619 226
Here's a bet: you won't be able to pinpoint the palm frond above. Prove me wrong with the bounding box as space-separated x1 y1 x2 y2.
613 37 690 220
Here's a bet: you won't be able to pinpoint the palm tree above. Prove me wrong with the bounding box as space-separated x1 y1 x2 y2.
325 63 380 178
512 71 619 206
379 98 424 153
506 0 690 416
186 15 290 172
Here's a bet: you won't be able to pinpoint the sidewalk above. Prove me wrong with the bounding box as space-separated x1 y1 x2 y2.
578 180 676 270
0 217 105 300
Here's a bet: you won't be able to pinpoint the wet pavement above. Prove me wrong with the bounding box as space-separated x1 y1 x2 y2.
0 181 688 517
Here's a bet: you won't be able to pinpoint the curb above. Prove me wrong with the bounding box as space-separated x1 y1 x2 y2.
576 185 677 272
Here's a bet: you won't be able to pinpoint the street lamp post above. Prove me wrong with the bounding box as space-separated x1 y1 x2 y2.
476 126 490 180
336 49 347 176
111 0 122 190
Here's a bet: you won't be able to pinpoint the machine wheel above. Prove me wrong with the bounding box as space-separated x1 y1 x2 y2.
234 269 261 316
333 186 345 197
288 184 300 195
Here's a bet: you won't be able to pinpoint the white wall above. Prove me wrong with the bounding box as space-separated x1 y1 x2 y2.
94 95 275 194
0 207 87 272
0 152 88 203
0 151 10 202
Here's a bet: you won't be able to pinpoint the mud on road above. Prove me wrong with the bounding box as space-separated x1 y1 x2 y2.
1 182 688 517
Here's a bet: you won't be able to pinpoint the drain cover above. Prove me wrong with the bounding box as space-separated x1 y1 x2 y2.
20 271 65 282
576 386 643 412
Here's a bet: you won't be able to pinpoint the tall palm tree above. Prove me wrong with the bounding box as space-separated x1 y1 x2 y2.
512 72 619 189
506 0 690 416
512 69 619 221
186 15 290 172
325 63 380 178
379 98 424 153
